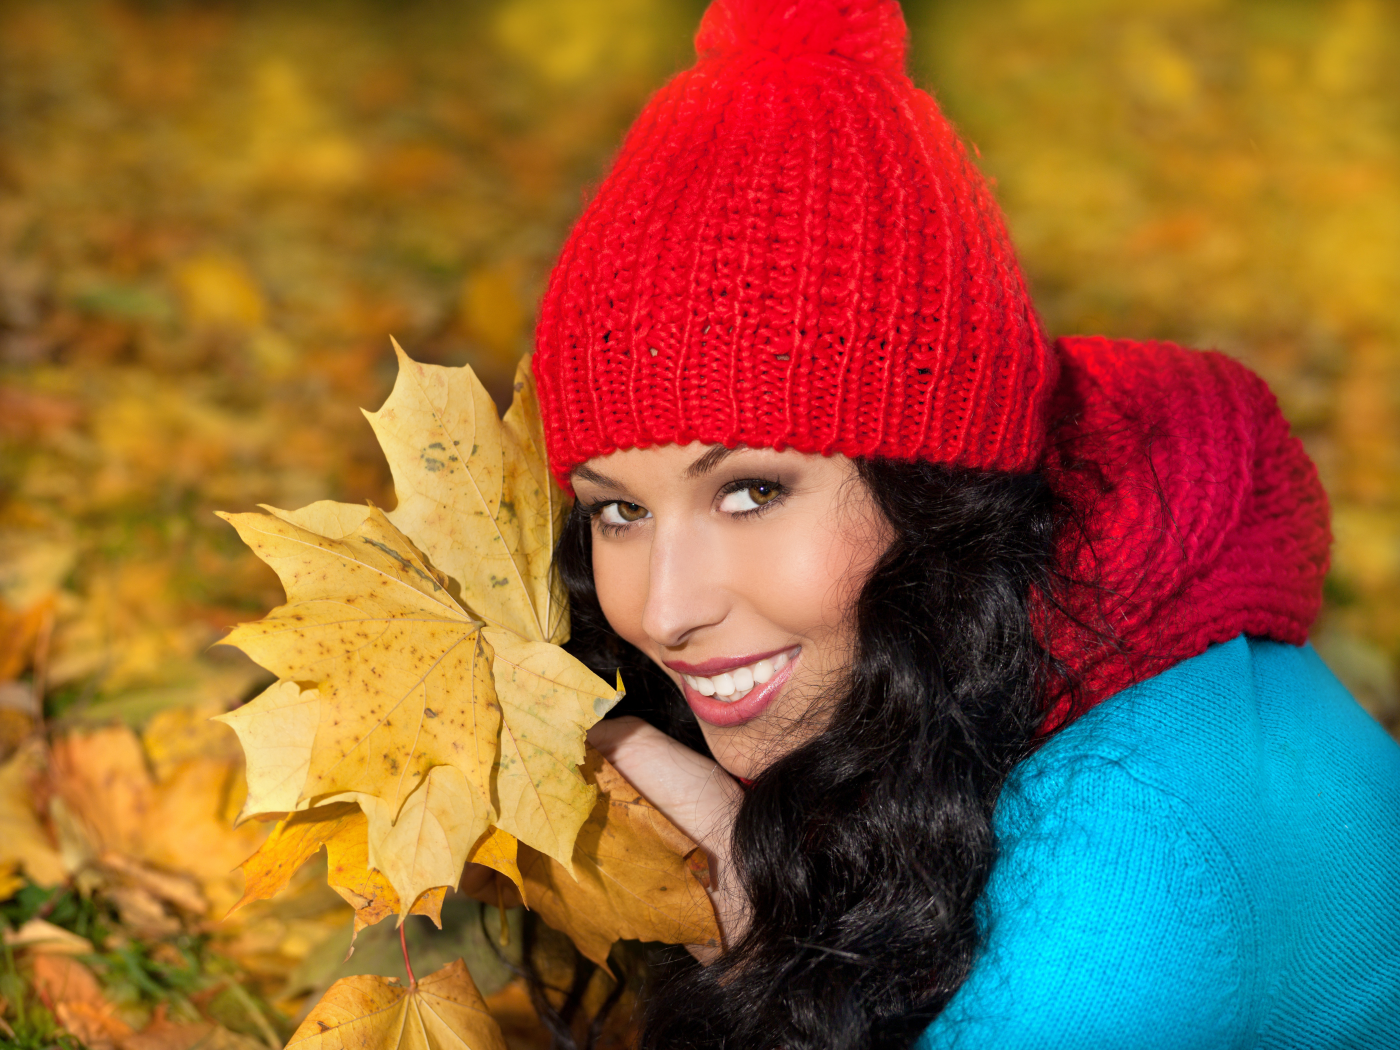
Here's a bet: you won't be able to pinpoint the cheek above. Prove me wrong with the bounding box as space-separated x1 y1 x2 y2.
590 539 650 649
733 518 878 640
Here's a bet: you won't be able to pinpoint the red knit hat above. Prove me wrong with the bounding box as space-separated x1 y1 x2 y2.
532 0 1332 715
533 0 1057 482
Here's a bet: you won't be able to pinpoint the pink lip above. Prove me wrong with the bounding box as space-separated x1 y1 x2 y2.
678 650 800 728
664 645 797 677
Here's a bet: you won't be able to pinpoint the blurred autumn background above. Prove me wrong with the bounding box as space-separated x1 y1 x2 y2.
0 0 1396 1046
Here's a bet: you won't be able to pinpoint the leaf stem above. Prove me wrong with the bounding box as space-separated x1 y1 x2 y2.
400 922 417 989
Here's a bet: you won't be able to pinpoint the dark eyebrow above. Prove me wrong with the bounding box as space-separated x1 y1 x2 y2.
570 464 621 489
571 444 743 491
685 444 742 479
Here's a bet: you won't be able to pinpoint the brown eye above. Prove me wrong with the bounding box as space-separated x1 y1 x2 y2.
718 481 784 513
748 484 779 505
599 501 650 526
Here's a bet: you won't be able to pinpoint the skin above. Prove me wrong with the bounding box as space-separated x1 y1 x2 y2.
573 442 893 952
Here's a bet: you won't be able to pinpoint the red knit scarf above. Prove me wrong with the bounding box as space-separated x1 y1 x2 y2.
1038 336 1331 730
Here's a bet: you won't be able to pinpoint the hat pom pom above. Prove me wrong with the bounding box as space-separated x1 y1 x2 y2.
696 0 908 74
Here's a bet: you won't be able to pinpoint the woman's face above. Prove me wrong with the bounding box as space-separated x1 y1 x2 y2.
572 443 892 779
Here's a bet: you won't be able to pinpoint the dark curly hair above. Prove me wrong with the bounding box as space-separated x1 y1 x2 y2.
554 457 1065 1050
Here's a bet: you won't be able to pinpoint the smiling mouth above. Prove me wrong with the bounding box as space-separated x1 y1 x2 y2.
678 648 797 704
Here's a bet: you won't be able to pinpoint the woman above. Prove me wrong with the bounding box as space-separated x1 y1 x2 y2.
524 0 1400 1046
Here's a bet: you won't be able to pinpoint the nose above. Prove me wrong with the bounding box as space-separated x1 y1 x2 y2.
640 517 729 649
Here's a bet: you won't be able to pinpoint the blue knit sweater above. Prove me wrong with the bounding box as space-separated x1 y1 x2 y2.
918 635 1400 1049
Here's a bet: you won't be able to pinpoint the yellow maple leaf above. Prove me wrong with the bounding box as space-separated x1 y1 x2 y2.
355 765 481 914
231 802 445 933
508 749 721 968
286 959 505 1050
365 343 566 645
214 680 320 821
217 506 497 816
217 348 619 915
465 826 524 898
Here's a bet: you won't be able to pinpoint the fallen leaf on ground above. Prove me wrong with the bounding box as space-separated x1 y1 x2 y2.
0 740 67 886
0 595 52 682
105 882 184 940
514 750 720 968
44 724 263 922
286 958 505 1050
3 918 93 954
31 953 133 1050
138 757 265 901
49 726 153 859
100 852 206 914
122 1016 266 1050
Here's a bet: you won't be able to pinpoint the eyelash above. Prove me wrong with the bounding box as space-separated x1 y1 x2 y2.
580 477 787 537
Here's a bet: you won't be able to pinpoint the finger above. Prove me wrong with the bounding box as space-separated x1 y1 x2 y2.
586 714 651 758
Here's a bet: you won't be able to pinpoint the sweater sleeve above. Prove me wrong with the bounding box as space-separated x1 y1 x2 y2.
918 757 1257 1050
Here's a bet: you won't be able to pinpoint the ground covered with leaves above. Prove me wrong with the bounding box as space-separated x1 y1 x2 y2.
1 0 1397 1048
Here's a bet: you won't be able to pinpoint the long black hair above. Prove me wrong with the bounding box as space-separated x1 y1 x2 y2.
556 457 1064 1050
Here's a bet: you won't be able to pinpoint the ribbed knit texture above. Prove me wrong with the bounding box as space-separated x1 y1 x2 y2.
531 0 1334 721
920 636 1400 1048
533 0 1057 480
1039 337 1332 725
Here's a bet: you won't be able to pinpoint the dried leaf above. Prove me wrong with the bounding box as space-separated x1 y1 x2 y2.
214 681 320 821
141 703 244 782
49 727 152 859
232 802 442 933
498 355 569 646
31 954 133 1050
486 630 615 871
218 349 622 915
517 750 720 968
364 341 531 639
138 758 264 892
465 826 523 898
355 765 483 921
105 882 183 939
218 506 498 831
3 918 93 954
0 741 66 886
122 1017 266 1050
263 500 372 541
99 852 206 914
286 958 505 1050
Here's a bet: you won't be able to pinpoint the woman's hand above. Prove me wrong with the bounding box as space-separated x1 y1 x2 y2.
587 716 746 963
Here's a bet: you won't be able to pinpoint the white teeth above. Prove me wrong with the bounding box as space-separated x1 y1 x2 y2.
681 649 798 702
684 674 716 697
